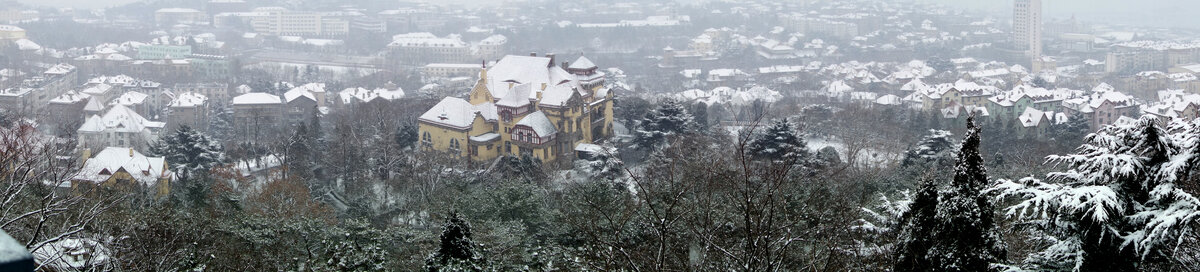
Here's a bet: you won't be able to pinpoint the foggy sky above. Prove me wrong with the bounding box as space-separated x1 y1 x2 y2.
15 0 1200 28
921 0 1200 28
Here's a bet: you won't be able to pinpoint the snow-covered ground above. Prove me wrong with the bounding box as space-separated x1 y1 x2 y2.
807 137 900 167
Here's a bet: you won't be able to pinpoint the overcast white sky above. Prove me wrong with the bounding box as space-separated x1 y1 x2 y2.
922 0 1200 27
16 0 1200 28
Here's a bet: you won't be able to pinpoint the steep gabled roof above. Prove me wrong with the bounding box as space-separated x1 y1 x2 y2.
568 56 596 70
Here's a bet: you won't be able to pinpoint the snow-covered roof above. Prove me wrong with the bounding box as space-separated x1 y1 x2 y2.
77 104 162 133
469 132 500 142
419 97 495 129
15 39 40 51
231 92 282 105
539 84 576 107
44 63 75 75
169 92 207 108
875 94 902 105
48 91 90 105
284 83 324 103
1017 107 1068 128
32 238 110 271
109 91 148 106
74 147 169 187
388 32 467 48
901 78 928 91
568 56 596 70
337 87 405 104
516 111 557 137
483 55 582 100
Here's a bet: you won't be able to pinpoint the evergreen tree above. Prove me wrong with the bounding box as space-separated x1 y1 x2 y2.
893 176 939 271
693 101 709 129
902 129 955 167
992 116 1200 271
308 106 323 141
395 123 419 149
1049 113 1090 148
426 212 486 271
928 115 1006 271
285 124 315 180
208 105 235 142
151 126 226 181
747 119 809 162
632 98 697 150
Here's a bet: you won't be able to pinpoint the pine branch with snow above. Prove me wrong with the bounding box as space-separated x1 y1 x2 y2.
990 116 1200 271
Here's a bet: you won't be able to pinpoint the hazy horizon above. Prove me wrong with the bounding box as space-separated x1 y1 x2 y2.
14 0 1200 28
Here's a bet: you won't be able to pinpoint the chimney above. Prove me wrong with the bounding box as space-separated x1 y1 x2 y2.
529 52 537 57
129 148 134 157
546 53 556 68
562 61 569 69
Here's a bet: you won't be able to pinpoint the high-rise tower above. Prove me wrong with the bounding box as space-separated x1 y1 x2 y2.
1013 0 1042 57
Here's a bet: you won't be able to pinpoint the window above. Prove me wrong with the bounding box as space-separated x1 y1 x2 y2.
421 132 432 148
449 138 461 153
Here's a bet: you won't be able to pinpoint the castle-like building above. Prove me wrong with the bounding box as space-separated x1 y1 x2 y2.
417 53 615 163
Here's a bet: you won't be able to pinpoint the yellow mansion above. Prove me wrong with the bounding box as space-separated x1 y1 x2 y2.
418 53 615 163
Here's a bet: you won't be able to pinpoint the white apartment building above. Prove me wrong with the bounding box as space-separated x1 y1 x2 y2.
1013 0 1042 57
247 8 349 37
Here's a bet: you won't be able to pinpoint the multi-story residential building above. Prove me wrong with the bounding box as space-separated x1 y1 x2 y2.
335 87 405 108
417 54 615 163
174 83 230 105
166 92 209 132
282 83 326 124
129 59 192 82
779 14 858 40
1106 41 1200 75
0 10 38 23
248 8 350 37
387 32 472 66
1142 91 1200 121
1062 90 1141 130
44 90 92 134
0 25 25 45
231 92 284 141
351 17 388 33
0 64 78 116
77 104 165 152
137 44 192 60
477 35 508 62
1013 0 1043 57
422 63 482 79
189 54 234 81
108 91 154 119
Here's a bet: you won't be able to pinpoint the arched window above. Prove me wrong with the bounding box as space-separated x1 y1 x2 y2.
449 138 461 153
421 132 433 149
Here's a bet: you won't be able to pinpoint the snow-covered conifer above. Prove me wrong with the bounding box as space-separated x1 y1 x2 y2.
991 116 1200 271
747 119 809 162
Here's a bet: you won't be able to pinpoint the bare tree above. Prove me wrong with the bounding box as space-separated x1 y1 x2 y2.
0 122 119 270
